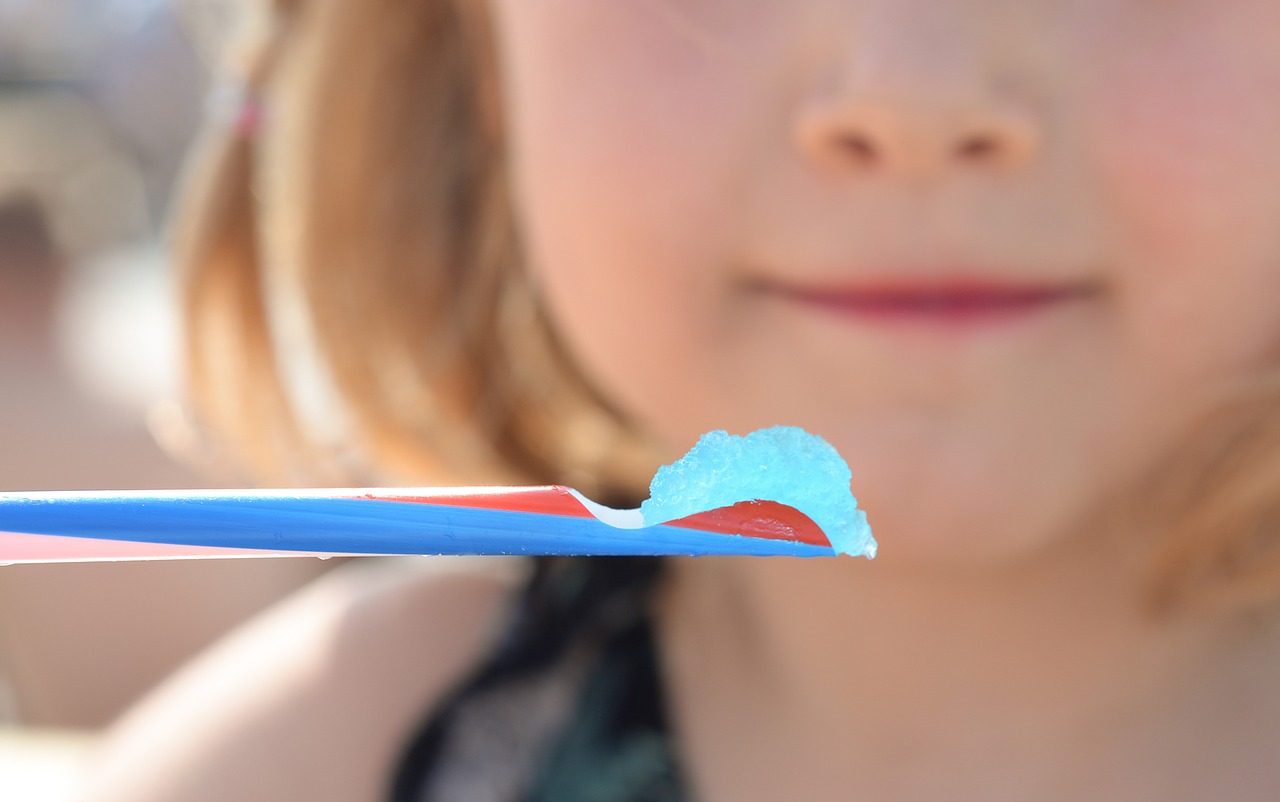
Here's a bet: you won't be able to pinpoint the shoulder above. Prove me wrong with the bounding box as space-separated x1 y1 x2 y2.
74 556 528 802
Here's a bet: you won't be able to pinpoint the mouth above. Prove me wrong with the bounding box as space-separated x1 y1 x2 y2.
750 274 1101 327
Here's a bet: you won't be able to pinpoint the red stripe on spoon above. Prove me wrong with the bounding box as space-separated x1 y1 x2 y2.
359 487 831 548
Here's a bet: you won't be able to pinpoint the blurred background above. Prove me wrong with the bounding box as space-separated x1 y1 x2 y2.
0 2 332 797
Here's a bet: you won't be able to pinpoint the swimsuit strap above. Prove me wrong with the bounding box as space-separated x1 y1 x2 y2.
389 557 690 802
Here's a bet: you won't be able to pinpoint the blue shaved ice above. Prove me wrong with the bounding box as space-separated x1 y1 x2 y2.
639 426 875 558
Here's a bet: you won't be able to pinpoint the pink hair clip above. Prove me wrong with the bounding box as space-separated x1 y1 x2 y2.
206 81 265 138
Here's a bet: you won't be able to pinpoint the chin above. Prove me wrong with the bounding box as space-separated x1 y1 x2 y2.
849 468 1081 571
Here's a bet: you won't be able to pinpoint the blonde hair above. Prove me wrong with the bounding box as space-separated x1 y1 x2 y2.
1143 374 1280 612
175 0 1280 609
177 0 657 501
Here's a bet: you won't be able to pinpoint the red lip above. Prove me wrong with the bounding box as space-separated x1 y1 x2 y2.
755 276 1098 325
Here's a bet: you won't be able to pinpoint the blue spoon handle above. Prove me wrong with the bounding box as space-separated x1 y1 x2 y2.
0 492 835 559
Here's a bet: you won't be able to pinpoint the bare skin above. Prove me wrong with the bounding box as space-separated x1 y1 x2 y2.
483 0 1280 797
79 0 1280 799
659 555 1280 801
491 0 1280 566
75 558 522 802
75 549 1280 801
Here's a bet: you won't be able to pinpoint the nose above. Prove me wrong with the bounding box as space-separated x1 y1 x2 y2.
795 17 1043 178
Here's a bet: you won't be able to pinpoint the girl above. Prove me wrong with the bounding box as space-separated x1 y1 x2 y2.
81 0 1280 799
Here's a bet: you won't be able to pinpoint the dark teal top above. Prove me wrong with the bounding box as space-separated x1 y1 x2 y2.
389 558 691 802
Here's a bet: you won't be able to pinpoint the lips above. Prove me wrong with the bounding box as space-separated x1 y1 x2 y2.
753 275 1099 325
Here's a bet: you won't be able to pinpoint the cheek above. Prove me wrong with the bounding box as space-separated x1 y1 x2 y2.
1085 10 1280 390
492 1 793 442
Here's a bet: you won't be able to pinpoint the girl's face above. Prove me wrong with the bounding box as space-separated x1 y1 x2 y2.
484 0 1280 563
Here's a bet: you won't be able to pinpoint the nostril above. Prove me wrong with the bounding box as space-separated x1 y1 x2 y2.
957 134 998 161
837 134 877 163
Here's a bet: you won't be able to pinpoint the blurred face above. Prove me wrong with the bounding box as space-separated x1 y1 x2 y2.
481 0 1280 563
